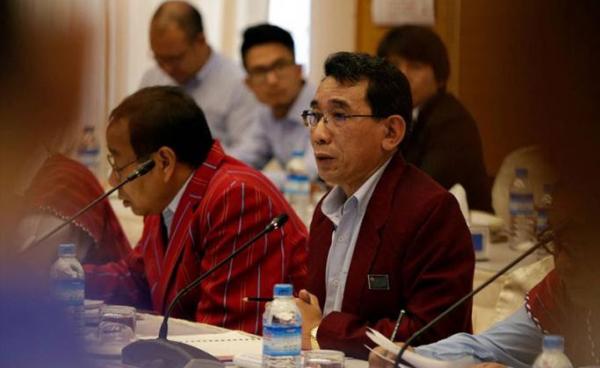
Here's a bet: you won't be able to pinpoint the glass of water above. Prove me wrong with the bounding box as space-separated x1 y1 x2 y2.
98 305 136 344
303 350 345 368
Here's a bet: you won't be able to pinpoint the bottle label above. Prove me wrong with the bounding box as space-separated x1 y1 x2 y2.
262 325 301 356
54 278 85 332
54 279 85 306
537 210 549 233
284 175 310 196
509 193 534 215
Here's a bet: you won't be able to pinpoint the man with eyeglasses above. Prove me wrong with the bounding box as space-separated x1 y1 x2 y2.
84 86 308 335
230 24 317 188
295 52 475 359
139 1 259 153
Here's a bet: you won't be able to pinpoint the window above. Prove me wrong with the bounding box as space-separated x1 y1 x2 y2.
268 0 311 74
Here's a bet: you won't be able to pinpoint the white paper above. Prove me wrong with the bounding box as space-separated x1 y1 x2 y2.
371 0 435 26
366 328 473 368
449 183 470 226
139 331 262 360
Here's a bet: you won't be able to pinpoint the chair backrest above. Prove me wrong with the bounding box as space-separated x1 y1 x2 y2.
491 145 558 225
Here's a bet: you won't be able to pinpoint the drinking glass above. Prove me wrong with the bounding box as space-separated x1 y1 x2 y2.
98 305 136 344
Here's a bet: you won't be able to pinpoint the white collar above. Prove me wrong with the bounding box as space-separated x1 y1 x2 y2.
162 172 194 229
322 157 392 225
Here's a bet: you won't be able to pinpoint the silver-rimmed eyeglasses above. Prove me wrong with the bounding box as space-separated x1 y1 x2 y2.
301 110 382 128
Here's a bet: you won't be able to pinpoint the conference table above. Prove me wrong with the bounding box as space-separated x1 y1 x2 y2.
86 310 369 368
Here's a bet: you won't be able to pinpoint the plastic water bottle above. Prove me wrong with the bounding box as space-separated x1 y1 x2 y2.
284 150 311 225
262 284 302 368
536 183 554 238
509 167 536 250
77 125 100 177
50 243 85 335
532 335 574 368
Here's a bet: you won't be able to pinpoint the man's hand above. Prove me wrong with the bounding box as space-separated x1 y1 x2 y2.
295 289 322 350
369 345 503 368
368 345 397 368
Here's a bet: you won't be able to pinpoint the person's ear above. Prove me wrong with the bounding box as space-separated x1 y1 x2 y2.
155 146 177 182
292 64 303 78
193 33 206 47
381 115 406 152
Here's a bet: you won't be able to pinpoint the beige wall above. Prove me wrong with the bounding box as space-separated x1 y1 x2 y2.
308 0 358 85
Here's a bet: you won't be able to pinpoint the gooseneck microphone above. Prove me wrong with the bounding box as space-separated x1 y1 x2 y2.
394 228 558 367
121 214 289 368
28 159 155 247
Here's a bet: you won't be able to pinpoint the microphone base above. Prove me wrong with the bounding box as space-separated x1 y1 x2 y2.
122 338 224 368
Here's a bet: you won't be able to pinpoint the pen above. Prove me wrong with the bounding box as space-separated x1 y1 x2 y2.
243 296 273 302
390 309 406 341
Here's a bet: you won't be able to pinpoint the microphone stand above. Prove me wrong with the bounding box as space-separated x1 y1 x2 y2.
121 214 289 368
28 159 155 247
394 229 557 367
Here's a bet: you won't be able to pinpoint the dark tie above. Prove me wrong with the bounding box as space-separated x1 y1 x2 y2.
160 215 169 250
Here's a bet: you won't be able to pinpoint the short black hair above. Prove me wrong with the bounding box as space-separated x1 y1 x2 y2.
109 86 212 168
377 25 450 87
323 52 413 134
241 23 295 69
152 1 203 41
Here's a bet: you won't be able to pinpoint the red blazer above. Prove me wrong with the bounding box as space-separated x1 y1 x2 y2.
85 142 308 334
307 153 474 359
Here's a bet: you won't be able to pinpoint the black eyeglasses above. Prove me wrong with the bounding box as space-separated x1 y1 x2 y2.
301 110 383 128
107 154 140 180
247 59 295 83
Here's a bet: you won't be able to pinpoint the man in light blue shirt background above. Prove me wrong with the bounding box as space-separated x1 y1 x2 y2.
139 1 259 153
232 24 317 188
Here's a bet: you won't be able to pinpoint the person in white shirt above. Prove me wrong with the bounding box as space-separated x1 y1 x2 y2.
139 1 259 152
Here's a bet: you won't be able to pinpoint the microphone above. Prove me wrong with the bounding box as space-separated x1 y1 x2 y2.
28 159 155 247
121 214 289 368
394 228 558 367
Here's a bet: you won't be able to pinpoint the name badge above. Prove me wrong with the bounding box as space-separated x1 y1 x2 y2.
367 274 390 290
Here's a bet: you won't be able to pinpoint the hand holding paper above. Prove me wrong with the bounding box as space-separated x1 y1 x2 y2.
366 328 474 368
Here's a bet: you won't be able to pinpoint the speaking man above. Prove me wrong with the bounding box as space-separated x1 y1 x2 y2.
296 52 474 359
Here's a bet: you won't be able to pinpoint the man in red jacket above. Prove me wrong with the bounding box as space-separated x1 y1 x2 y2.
297 52 474 359
84 86 307 334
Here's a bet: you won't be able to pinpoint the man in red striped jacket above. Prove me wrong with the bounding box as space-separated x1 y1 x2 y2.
84 86 308 334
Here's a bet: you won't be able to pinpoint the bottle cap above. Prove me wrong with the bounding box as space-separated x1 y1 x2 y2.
273 283 293 297
291 150 304 157
515 167 529 178
58 243 76 257
543 335 565 351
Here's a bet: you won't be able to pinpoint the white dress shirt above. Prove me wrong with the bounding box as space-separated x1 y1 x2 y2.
162 173 193 239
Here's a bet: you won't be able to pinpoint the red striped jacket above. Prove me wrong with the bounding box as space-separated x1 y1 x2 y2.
85 142 308 334
25 154 131 264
